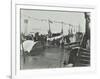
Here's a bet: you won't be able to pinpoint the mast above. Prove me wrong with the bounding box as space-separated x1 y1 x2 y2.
81 12 90 48
48 19 52 38
61 22 63 34
78 24 80 32
24 19 28 34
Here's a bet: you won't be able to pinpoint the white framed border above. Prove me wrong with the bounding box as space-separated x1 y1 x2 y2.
11 3 96 79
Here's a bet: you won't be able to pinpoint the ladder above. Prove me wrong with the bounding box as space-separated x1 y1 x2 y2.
75 47 90 67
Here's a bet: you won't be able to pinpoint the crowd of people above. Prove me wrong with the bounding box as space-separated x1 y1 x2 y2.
20 31 84 50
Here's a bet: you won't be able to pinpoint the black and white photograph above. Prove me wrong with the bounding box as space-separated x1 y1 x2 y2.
20 8 90 70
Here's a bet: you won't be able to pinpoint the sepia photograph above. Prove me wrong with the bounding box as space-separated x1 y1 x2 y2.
20 8 90 70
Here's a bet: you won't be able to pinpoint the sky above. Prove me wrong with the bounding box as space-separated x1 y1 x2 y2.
20 9 86 35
